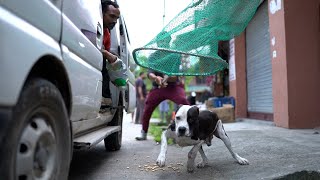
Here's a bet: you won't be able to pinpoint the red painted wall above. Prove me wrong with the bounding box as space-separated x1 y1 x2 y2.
232 0 320 128
284 0 320 128
229 33 248 118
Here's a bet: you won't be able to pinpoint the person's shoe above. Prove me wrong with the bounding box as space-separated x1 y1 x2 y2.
135 130 147 141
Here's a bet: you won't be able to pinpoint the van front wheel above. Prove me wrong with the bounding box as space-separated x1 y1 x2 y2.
0 78 71 180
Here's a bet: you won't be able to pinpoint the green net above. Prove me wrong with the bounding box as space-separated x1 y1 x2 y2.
132 0 261 76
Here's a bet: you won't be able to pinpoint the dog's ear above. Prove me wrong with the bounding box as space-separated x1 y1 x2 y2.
187 106 199 121
187 106 200 140
191 122 200 140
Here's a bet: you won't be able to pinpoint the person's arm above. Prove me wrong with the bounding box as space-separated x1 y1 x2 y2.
137 80 144 100
102 49 117 64
148 72 164 87
148 72 181 87
138 86 144 100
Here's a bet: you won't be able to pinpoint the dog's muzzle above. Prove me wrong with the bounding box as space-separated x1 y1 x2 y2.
178 127 187 136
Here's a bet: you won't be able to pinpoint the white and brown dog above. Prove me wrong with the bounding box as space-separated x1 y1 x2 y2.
156 105 249 172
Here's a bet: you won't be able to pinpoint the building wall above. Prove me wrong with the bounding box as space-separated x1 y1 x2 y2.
268 0 289 127
229 33 247 118
232 0 320 128
269 0 320 128
283 0 320 128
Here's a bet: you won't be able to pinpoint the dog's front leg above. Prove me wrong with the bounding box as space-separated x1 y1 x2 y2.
156 129 175 167
187 140 205 172
214 120 249 165
197 146 209 168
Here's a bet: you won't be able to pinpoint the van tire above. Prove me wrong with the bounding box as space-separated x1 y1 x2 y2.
0 78 71 180
104 94 123 151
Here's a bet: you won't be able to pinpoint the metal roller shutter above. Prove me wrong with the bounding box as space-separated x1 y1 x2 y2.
246 1 273 113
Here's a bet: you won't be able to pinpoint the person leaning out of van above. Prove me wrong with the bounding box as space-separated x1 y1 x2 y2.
100 0 127 112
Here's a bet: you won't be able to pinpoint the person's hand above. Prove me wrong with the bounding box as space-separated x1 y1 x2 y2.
154 76 163 85
140 96 145 101
101 49 108 59
155 76 166 88
101 49 117 64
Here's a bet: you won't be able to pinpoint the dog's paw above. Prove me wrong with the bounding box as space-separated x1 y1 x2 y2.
196 161 208 168
187 166 195 173
236 156 249 165
156 155 166 167
187 160 195 173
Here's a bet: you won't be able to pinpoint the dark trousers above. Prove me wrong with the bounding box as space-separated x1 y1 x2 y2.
142 84 189 133
102 60 111 98
135 99 145 124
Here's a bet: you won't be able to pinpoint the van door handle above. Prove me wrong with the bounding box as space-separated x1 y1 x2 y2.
96 22 102 49
97 22 102 37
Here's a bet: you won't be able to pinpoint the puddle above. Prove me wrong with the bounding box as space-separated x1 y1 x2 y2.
274 170 320 180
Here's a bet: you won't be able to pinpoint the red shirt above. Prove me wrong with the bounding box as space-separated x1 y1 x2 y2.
103 29 111 51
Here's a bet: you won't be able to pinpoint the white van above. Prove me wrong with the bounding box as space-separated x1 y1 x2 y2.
0 0 136 179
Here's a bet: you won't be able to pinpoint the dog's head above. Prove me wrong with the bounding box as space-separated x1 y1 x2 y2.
172 105 200 140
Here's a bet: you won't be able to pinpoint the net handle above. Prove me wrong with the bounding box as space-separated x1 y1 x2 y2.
132 47 229 76
133 47 224 61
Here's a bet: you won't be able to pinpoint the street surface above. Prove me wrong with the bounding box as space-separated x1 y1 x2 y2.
69 112 320 180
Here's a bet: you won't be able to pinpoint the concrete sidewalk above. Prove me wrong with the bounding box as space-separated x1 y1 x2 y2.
124 113 320 179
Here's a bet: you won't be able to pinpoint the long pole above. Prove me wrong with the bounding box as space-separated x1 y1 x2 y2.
162 0 166 28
